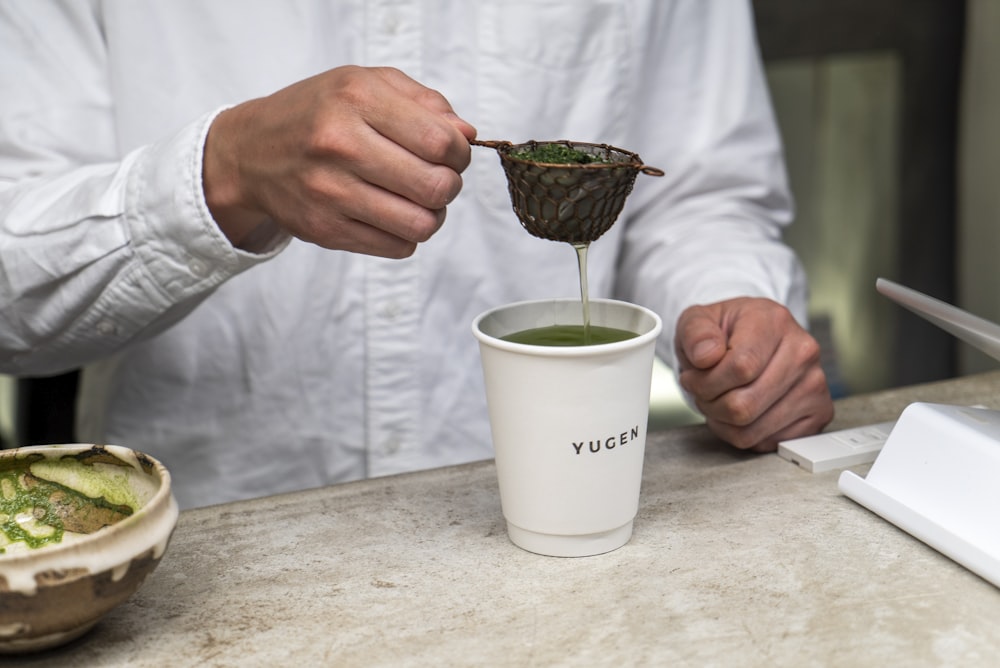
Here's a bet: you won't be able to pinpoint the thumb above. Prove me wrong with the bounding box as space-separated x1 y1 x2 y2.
676 306 728 370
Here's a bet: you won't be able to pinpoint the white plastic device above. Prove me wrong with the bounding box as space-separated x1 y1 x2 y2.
838 402 1000 589
829 279 1000 587
777 420 896 473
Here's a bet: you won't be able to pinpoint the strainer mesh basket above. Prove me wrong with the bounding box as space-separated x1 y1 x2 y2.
474 139 663 244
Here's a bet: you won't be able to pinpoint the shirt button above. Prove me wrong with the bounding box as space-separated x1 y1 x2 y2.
380 301 400 321
384 435 401 455
382 13 400 34
188 259 208 277
96 319 117 336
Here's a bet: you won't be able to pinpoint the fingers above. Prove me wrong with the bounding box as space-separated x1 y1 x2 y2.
258 162 449 255
346 133 466 213
355 67 476 174
677 300 783 400
686 316 801 412
308 67 473 240
308 67 472 211
301 211 439 260
204 65 476 255
675 304 729 372
703 362 833 451
677 298 834 451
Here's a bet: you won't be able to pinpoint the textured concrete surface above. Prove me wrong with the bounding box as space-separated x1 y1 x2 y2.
10 372 1000 667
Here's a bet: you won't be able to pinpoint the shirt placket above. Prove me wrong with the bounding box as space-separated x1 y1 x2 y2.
363 0 423 477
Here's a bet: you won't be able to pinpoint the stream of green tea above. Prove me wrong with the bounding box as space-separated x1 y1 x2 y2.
574 242 592 343
499 240 638 347
500 240 638 347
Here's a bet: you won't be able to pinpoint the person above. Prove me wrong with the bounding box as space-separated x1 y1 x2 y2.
0 1 833 509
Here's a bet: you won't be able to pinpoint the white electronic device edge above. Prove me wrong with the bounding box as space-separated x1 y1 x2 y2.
876 277 1000 362
838 402 1000 589
834 279 1000 588
777 420 896 473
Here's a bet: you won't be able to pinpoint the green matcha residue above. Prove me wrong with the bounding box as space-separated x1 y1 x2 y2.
0 467 134 553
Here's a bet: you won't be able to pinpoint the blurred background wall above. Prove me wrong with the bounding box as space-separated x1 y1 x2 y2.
755 0 969 397
958 0 1000 376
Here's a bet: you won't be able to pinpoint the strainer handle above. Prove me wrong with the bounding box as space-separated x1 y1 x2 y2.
469 139 511 150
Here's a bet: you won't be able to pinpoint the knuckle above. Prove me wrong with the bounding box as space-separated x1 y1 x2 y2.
373 65 406 84
299 167 329 200
420 122 454 162
337 65 376 99
311 124 362 163
413 84 448 111
384 241 418 259
797 334 823 365
421 169 461 210
711 421 754 450
727 348 762 386
720 393 757 427
404 207 443 243
377 203 443 246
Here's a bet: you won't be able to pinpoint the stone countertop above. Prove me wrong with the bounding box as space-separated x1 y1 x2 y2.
13 371 1000 667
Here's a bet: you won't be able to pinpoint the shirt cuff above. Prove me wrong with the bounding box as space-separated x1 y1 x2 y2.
124 107 289 302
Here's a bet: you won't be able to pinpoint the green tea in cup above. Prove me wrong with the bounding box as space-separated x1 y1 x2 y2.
501 324 637 347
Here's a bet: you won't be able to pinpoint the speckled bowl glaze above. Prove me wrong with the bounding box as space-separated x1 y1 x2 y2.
0 444 178 654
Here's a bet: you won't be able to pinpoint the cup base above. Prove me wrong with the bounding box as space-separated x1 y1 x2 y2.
506 520 634 557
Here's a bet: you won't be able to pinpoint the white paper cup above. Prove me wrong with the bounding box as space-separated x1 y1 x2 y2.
472 298 662 557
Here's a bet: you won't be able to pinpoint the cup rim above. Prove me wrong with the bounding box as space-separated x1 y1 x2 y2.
472 297 662 357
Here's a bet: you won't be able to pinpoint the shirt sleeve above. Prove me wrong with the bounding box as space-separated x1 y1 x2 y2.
613 0 808 373
0 3 287 376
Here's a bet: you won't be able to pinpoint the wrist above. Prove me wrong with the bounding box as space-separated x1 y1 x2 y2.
202 105 270 248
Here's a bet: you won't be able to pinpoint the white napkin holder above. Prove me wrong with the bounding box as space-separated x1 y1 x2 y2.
838 402 1000 588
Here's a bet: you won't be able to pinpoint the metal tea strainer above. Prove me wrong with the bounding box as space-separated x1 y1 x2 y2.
471 139 664 244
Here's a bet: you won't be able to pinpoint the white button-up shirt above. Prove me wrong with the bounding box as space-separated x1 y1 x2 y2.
0 1 805 508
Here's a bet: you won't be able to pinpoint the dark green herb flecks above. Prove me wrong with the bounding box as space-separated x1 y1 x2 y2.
511 143 608 165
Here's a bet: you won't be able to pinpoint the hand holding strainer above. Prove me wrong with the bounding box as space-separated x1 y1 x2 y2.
472 139 664 244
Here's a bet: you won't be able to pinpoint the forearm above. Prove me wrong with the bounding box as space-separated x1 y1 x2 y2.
0 112 286 375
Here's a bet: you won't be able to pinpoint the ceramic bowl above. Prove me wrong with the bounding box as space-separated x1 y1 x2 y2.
0 444 178 653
